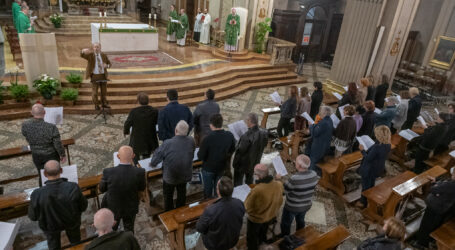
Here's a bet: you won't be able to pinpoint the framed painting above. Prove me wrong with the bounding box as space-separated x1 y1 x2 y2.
429 36 455 70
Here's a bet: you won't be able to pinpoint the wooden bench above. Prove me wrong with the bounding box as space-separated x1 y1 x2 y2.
279 131 308 162
362 166 447 224
389 127 424 168
317 151 363 197
260 107 280 129
431 217 455 250
322 91 339 106
424 151 455 170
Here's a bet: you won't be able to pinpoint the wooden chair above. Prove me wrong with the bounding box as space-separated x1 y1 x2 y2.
431 217 455 250
424 151 455 170
260 107 280 129
185 30 193 46
322 91 339 105
279 130 308 162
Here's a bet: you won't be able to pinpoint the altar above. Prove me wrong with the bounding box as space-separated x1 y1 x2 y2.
91 23 158 52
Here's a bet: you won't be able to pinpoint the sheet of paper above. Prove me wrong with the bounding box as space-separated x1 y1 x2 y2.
269 91 282 104
232 184 251 202
333 92 343 100
40 164 78 186
24 187 39 201
434 108 439 115
301 112 314 125
330 114 340 128
398 129 419 141
356 135 375 150
449 150 455 158
113 152 120 167
193 148 200 161
228 120 248 141
338 104 348 119
138 157 162 172
44 107 63 125
396 95 402 103
272 156 288 176
417 116 427 128
374 108 382 114
0 221 19 250
171 19 179 23
343 86 348 92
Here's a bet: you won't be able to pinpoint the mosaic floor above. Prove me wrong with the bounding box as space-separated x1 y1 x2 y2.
1 64 423 249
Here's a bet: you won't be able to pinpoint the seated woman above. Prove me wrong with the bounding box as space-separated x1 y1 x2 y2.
356 125 391 208
358 217 405 250
294 87 311 131
332 105 357 156
277 86 298 137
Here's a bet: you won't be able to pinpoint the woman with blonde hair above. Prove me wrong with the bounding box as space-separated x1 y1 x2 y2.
356 125 391 208
277 86 298 137
294 87 312 131
357 78 370 105
358 217 404 249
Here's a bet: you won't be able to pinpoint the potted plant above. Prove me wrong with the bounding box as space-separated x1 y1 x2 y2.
60 88 78 106
9 83 30 102
49 13 63 28
65 72 83 87
33 74 59 100
254 17 273 54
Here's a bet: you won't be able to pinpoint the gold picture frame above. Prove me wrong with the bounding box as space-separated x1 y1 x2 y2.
429 36 455 70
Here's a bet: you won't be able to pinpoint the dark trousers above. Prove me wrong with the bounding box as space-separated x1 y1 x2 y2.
44 224 81 250
360 174 376 206
32 152 60 187
90 74 108 107
202 170 222 198
401 118 415 130
247 219 271 250
414 147 430 174
277 117 292 137
233 167 253 187
163 181 187 211
309 155 322 176
193 31 200 42
112 213 136 233
416 206 446 247
280 206 309 235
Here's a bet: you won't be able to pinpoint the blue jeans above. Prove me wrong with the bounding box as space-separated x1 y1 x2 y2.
202 170 222 198
280 206 310 235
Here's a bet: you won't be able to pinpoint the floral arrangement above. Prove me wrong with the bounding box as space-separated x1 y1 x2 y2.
33 74 59 100
49 13 63 28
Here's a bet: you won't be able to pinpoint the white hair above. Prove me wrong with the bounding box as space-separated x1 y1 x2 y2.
319 106 332 117
175 120 189 136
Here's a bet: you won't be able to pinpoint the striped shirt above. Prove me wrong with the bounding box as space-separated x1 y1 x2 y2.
284 170 319 212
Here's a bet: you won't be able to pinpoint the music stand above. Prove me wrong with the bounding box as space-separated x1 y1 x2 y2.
94 79 112 124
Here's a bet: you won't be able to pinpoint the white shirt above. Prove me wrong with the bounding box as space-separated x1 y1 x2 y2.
93 53 104 74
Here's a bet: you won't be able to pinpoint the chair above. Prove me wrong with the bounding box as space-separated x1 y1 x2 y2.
185 30 193 46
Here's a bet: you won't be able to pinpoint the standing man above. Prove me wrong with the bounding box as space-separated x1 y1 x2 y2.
81 42 111 111
158 89 193 141
124 92 159 164
233 113 268 186
401 87 422 130
306 106 333 176
199 9 211 45
12 0 21 31
166 4 178 42
28 160 88 250
99 146 145 232
225 8 240 51
193 89 220 146
198 114 236 198
176 9 189 46
22 104 66 186
193 8 203 42
151 121 195 211
16 6 35 34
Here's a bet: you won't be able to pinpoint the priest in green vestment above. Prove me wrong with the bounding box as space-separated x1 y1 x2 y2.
176 9 188 46
225 8 240 52
12 0 22 31
17 6 35 34
166 4 178 42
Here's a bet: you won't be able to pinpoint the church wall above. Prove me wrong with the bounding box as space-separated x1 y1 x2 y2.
446 8 455 37
273 0 289 10
209 0 221 29
160 0 176 21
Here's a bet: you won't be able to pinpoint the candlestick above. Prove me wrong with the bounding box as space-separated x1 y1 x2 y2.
149 13 151 18
154 14 157 20
148 15 151 29
99 12 102 17
104 12 107 17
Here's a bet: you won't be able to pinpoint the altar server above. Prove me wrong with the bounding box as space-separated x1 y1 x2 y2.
193 8 203 42
225 8 240 51
166 4 178 42
176 9 189 46
199 9 211 45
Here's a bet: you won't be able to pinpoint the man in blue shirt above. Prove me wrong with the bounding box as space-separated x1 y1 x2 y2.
158 89 193 141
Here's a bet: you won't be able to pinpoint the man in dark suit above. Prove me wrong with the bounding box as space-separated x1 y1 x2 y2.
158 89 193 141
99 146 145 232
193 89 220 146
28 160 88 250
81 43 111 110
306 106 333 176
124 92 159 164
86 208 140 250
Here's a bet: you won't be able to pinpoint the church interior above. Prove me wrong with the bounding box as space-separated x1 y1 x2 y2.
0 0 454 249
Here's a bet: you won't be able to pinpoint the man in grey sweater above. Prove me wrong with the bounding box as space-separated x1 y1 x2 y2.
193 89 220 146
150 120 195 211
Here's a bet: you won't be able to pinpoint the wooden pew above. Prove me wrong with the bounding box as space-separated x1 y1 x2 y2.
317 151 363 197
389 127 424 168
424 151 455 170
431 217 455 250
260 107 280 129
322 91 339 106
362 166 447 224
159 198 217 250
279 131 308 162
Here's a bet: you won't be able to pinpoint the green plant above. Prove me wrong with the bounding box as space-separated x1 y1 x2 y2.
255 17 273 53
9 83 29 101
0 81 6 104
33 74 59 100
49 13 63 28
60 88 79 101
65 73 83 84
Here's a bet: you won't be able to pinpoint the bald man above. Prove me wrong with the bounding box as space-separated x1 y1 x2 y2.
22 104 66 186
85 208 140 249
28 160 87 250
99 146 145 232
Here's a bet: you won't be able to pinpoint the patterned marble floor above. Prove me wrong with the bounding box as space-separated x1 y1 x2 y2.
1 64 418 249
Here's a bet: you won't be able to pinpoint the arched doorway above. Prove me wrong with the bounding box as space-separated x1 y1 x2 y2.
299 6 328 62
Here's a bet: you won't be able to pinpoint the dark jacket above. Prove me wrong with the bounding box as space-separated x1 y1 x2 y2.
418 122 450 151
233 125 268 172
280 97 297 119
28 178 88 232
80 51 111 79
158 101 193 141
21 118 66 157
310 89 323 119
196 197 245 250
193 99 220 138
366 86 375 101
425 180 455 215
85 231 140 250
338 92 359 106
406 95 422 124
334 116 357 142
358 143 391 179
357 234 401 250
375 106 397 128
309 116 333 161
358 111 376 137
99 164 146 216
198 129 236 173
374 82 389 109
124 105 159 156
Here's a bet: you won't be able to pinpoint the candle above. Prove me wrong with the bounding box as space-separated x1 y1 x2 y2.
149 13 151 18
99 12 102 17
104 12 107 17
154 14 157 20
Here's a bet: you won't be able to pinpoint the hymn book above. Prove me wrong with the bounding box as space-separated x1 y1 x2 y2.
333 92 343 100
40 164 78 186
356 135 375 151
417 116 427 128
398 129 420 141
330 114 340 128
301 112 314 125
228 120 248 141
44 107 63 125
449 150 455 158
374 108 382 114
272 156 288 176
138 157 162 172
338 104 348 119
270 91 282 104
0 221 19 250
232 184 251 202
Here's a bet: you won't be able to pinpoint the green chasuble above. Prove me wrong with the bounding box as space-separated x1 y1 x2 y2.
225 14 240 46
12 2 21 30
176 14 188 39
166 10 179 35
17 11 35 34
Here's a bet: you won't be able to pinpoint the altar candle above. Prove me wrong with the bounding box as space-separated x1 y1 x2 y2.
104 12 107 17
149 13 151 18
154 14 157 20
99 12 102 17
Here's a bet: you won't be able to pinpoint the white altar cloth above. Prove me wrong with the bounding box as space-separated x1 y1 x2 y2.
91 23 158 52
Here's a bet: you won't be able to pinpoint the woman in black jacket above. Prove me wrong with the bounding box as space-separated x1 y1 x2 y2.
338 82 359 107
374 75 389 109
358 100 376 137
277 86 298 137
358 217 405 250
310 81 323 119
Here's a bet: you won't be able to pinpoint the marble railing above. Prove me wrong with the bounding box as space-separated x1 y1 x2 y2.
266 37 296 65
